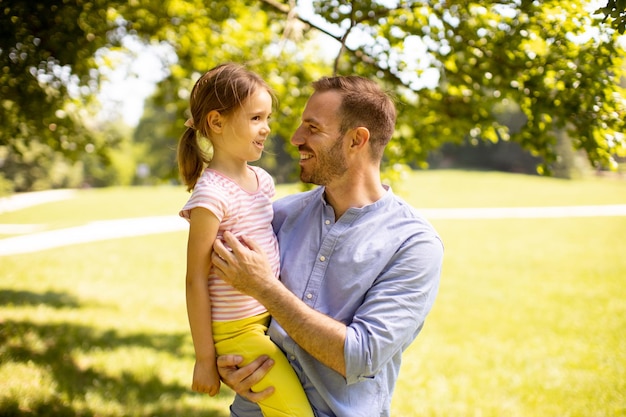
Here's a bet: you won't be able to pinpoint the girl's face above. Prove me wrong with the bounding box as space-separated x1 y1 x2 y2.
220 88 273 163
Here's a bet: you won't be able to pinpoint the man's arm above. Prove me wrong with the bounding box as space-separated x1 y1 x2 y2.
212 231 348 376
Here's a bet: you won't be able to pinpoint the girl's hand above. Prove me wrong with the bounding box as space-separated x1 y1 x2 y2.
191 359 221 396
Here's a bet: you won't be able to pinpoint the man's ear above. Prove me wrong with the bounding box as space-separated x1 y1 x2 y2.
206 110 223 134
350 127 370 150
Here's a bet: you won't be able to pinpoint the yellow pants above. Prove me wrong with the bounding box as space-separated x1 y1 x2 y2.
213 312 314 417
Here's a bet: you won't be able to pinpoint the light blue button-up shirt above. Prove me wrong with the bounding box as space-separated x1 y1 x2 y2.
231 186 443 417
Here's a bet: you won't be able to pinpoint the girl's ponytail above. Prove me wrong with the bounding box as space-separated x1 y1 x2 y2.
177 127 210 192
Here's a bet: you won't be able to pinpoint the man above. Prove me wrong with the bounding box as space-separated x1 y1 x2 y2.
212 75 443 417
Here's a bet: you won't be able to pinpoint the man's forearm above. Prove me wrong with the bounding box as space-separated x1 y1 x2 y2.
211 232 347 376
258 278 347 376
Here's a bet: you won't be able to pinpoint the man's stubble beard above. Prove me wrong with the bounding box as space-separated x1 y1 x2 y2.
300 135 347 186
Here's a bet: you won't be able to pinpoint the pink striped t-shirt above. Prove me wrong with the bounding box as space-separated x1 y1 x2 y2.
179 166 279 322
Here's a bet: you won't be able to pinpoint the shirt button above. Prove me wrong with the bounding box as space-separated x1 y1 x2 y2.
319 255 326 262
290 355 296 361
325 219 331 225
306 293 313 299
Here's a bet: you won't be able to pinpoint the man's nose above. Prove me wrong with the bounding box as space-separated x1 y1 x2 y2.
291 125 304 145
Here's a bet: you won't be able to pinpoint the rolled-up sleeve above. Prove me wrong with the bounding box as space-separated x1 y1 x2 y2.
344 233 443 384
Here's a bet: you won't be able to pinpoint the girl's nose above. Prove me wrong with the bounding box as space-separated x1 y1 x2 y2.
261 123 270 135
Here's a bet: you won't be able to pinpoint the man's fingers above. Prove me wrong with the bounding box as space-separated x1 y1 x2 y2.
216 354 244 368
216 354 275 402
218 231 263 260
212 237 232 259
238 234 261 253
246 385 275 402
232 356 275 398
246 355 274 376
222 231 245 254
210 251 226 274
230 355 274 385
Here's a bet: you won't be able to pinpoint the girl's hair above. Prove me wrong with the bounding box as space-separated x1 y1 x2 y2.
177 63 275 191
311 76 396 161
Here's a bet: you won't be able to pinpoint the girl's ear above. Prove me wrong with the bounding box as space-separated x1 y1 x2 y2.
206 110 223 134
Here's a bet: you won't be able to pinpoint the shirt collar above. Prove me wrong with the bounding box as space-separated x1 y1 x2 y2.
319 185 393 214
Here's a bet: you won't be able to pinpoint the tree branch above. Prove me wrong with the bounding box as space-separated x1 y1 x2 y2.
257 0 408 86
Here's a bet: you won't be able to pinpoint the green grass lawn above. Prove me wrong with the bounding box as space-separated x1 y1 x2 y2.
1 170 625 416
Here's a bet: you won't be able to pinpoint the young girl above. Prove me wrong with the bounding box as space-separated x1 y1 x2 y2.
177 63 313 417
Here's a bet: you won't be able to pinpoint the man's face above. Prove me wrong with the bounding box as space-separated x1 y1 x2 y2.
291 91 348 185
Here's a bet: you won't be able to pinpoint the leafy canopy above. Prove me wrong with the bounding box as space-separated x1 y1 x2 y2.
1 0 625 191
297 0 626 173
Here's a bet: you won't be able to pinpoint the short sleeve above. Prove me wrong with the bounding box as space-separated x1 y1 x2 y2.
179 171 229 222
252 166 276 200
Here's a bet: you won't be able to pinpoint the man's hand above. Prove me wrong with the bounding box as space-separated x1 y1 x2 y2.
211 231 275 297
216 355 275 402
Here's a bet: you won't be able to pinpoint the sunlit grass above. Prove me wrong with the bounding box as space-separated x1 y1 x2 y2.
1 233 233 416
397 169 626 208
1 170 625 416
394 217 626 416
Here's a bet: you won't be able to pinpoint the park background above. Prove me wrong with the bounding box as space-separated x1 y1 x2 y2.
1 0 626 416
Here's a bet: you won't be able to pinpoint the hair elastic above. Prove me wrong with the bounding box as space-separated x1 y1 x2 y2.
184 118 196 129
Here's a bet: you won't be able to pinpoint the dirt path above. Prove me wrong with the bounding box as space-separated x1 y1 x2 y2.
1 191 625 257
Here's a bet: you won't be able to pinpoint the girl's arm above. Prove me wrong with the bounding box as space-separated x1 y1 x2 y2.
186 207 221 396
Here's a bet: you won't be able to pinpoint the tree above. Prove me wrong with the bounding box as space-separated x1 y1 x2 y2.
0 0 328 190
2 0 624 191
261 0 625 175
0 0 164 191
595 0 626 34
2 2 108 190
133 0 331 185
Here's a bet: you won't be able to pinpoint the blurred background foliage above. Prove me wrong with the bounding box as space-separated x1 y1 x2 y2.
1 0 625 193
